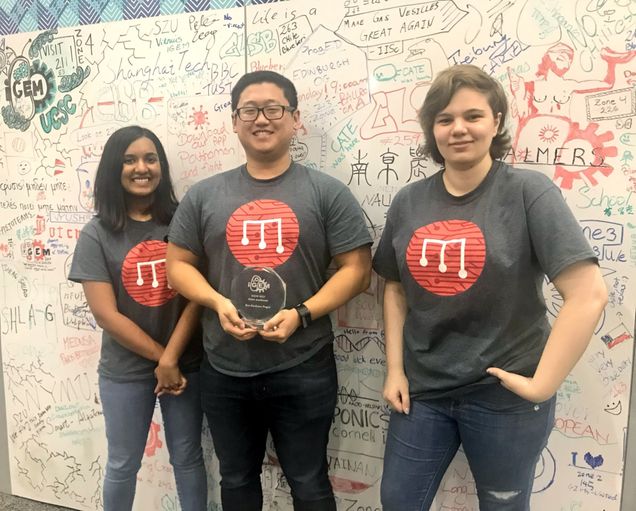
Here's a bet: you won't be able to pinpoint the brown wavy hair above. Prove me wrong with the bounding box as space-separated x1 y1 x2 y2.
418 65 511 164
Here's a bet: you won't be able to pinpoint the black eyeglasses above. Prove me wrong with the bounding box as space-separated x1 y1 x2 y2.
234 105 296 121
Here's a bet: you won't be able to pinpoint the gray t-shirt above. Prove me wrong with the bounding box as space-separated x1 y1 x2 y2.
373 161 597 400
69 217 202 381
169 162 372 376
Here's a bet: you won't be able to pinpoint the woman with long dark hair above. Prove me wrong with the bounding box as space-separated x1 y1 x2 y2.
69 125 206 511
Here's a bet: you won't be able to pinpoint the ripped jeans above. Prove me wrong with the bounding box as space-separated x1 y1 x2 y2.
380 384 555 511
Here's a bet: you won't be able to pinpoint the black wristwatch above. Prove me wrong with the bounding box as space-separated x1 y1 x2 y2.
293 303 312 328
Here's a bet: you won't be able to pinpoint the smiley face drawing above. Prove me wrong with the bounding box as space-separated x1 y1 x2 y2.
603 400 622 415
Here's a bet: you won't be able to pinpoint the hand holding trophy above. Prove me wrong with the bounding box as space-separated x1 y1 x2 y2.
231 266 286 329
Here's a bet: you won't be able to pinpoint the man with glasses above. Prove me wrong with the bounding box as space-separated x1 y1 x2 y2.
166 70 372 511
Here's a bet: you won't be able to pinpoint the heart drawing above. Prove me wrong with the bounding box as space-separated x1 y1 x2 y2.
584 452 604 469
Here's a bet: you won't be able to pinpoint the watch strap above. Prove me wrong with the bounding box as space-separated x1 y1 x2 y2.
293 303 312 328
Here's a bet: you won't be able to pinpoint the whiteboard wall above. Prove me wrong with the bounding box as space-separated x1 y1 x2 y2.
0 0 635 510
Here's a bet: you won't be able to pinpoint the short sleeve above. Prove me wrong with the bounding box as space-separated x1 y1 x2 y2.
323 181 372 256
168 187 205 257
372 199 400 282
526 185 597 281
68 221 111 283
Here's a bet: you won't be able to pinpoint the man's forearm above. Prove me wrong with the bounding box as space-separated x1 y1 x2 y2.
304 259 371 320
167 259 223 311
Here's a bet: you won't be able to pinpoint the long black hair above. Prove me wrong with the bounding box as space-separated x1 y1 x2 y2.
93 126 178 231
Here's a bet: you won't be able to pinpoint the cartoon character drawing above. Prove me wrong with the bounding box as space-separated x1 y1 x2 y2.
507 44 634 189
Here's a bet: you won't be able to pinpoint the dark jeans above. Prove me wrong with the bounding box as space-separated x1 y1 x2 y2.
381 384 556 511
200 343 337 511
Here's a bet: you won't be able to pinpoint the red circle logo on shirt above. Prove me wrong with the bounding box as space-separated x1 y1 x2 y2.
406 220 485 296
226 199 299 268
121 240 177 306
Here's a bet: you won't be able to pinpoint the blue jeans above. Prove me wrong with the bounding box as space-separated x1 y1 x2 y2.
99 373 207 511
381 384 556 511
200 343 337 511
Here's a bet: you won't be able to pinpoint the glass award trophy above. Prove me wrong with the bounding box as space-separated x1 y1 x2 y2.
231 267 286 328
